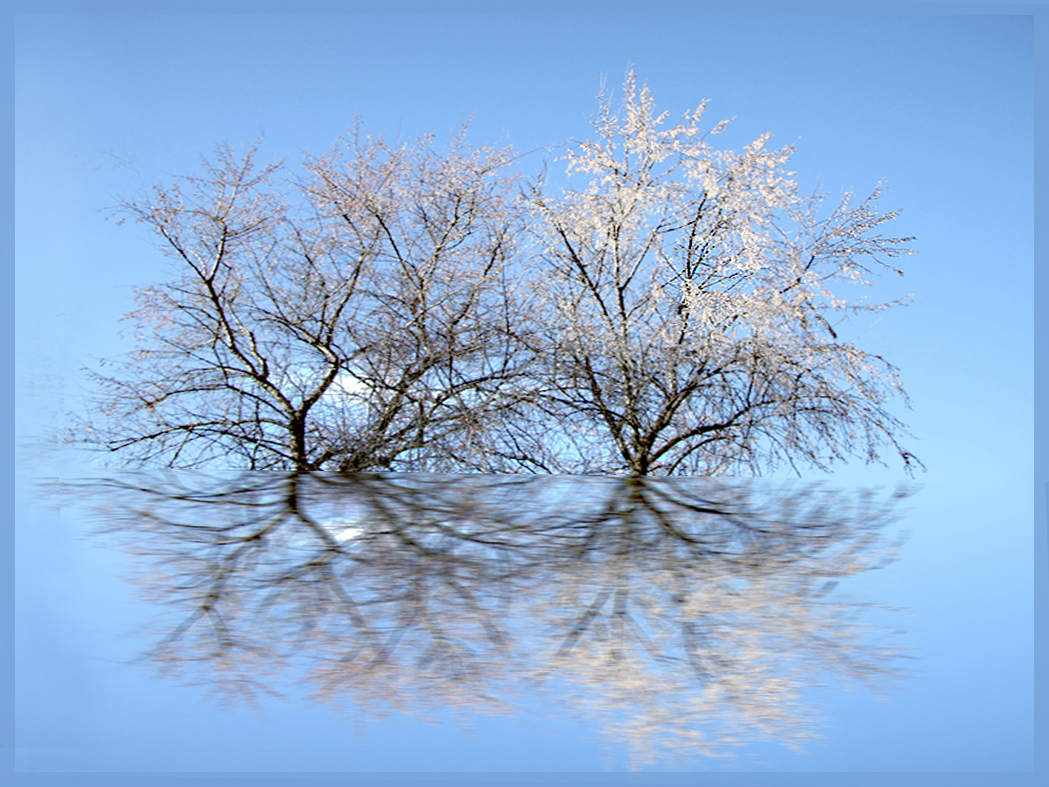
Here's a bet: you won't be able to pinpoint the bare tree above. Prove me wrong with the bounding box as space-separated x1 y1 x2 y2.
74 126 535 472
519 71 920 476
72 70 919 479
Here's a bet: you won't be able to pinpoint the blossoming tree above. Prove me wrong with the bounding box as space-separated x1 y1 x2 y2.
518 71 919 476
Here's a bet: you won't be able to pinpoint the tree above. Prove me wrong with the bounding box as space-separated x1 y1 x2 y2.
74 70 919 477
517 71 920 476
77 126 536 471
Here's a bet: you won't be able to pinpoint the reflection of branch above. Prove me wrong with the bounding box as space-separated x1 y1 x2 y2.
556 589 612 658
64 471 916 768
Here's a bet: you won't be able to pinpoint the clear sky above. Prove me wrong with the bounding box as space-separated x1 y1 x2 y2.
12 9 1035 777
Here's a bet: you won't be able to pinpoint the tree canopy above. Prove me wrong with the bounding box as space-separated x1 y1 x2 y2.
74 71 920 477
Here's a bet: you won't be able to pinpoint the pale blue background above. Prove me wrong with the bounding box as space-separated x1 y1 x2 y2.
12 7 1036 777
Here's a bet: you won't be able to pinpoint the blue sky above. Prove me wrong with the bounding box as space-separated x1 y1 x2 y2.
12 10 1036 777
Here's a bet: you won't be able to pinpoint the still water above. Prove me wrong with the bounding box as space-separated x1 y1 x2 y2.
15 469 1033 772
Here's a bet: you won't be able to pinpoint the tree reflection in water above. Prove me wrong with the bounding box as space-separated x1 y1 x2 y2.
66 472 916 768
